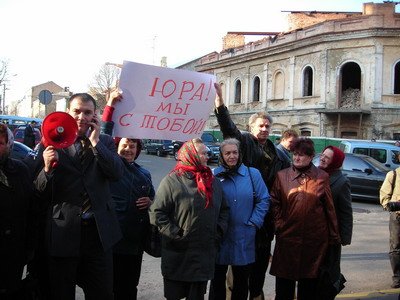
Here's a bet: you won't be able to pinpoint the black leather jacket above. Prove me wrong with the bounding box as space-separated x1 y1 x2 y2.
215 105 290 190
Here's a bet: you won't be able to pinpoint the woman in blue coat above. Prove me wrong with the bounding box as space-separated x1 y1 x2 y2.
209 138 270 300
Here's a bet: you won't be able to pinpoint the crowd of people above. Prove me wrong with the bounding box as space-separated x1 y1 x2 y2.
0 83 356 300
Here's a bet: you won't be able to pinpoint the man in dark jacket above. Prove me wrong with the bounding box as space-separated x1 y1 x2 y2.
33 93 124 300
214 83 290 300
23 120 37 149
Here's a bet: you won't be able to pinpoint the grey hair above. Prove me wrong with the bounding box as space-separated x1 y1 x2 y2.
220 138 240 152
248 112 273 128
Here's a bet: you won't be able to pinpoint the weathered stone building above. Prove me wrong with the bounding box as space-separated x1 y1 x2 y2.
195 2 400 140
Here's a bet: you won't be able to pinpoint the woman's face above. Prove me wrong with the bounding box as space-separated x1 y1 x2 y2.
293 151 313 169
221 144 239 168
195 143 209 166
319 148 334 170
118 138 138 163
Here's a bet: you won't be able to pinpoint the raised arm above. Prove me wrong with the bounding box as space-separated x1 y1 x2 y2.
213 83 243 140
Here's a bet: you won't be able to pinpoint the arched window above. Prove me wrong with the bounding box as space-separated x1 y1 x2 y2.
340 62 362 109
234 80 242 103
253 76 260 101
303 66 313 96
274 71 284 99
394 61 400 94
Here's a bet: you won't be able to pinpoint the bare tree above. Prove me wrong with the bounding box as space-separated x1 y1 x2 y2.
8 97 24 116
0 60 10 114
89 63 121 113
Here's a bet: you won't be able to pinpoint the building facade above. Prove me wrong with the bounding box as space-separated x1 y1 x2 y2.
195 2 400 140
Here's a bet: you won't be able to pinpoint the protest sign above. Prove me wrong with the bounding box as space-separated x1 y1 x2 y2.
113 60 216 141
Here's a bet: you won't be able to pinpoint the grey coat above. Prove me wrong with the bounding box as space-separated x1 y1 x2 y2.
149 171 230 282
329 170 353 245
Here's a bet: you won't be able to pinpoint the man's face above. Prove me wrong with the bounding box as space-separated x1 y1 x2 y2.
250 118 270 143
282 136 296 151
67 98 95 136
118 138 138 163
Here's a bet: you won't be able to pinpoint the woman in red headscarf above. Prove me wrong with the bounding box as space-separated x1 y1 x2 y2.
319 145 353 299
150 138 229 300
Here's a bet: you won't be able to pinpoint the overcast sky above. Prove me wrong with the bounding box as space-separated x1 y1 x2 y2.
1 0 397 111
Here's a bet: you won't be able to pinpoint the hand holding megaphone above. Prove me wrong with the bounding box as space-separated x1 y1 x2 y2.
41 112 78 170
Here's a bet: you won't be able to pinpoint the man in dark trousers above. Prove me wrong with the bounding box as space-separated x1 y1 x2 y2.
33 93 124 300
214 83 290 300
23 120 37 149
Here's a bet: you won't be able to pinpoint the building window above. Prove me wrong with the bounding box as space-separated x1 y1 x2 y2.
234 80 242 103
300 129 311 136
253 76 260 101
340 62 361 109
394 61 400 94
273 71 284 99
302 66 313 96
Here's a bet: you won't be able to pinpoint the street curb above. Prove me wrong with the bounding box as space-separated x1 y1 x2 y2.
337 289 400 299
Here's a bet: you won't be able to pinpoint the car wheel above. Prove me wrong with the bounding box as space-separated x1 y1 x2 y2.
157 149 162 157
174 151 179 160
146 148 150 154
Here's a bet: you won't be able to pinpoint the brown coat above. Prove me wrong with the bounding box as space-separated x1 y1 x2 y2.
269 165 340 280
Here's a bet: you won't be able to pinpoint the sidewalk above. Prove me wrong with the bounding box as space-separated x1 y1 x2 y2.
337 289 400 299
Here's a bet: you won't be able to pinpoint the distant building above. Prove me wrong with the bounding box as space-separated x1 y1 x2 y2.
25 82 72 118
193 2 400 140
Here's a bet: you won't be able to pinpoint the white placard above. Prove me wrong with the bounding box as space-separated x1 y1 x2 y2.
113 61 216 141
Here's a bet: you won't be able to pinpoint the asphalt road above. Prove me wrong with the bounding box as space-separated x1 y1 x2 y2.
75 153 396 299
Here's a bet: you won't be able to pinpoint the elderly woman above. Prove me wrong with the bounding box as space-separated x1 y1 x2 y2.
318 145 353 298
209 138 269 300
270 138 340 300
101 92 155 300
150 138 229 300
0 123 35 298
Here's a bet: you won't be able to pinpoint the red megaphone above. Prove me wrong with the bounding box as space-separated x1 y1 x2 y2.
41 112 78 168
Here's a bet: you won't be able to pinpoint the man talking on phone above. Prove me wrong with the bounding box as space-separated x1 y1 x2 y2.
33 93 124 300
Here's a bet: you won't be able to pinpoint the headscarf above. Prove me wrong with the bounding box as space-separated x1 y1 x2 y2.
320 145 345 174
172 140 213 208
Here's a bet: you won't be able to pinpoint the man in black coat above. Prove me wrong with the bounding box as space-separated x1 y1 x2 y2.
23 120 37 149
214 83 291 300
0 123 37 299
33 93 124 300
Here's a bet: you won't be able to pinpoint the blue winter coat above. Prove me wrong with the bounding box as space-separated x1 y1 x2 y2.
213 164 270 265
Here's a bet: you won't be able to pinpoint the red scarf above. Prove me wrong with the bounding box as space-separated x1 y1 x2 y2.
172 140 213 208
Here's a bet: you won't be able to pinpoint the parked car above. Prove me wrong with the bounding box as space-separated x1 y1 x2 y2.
144 139 173 156
313 153 391 203
201 132 220 163
13 126 42 146
339 140 400 170
171 132 220 163
11 141 36 160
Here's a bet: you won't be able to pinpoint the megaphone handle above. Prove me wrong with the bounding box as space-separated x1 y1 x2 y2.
52 161 58 169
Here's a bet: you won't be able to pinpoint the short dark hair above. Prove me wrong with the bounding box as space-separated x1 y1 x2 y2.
68 93 97 110
292 137 315 156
